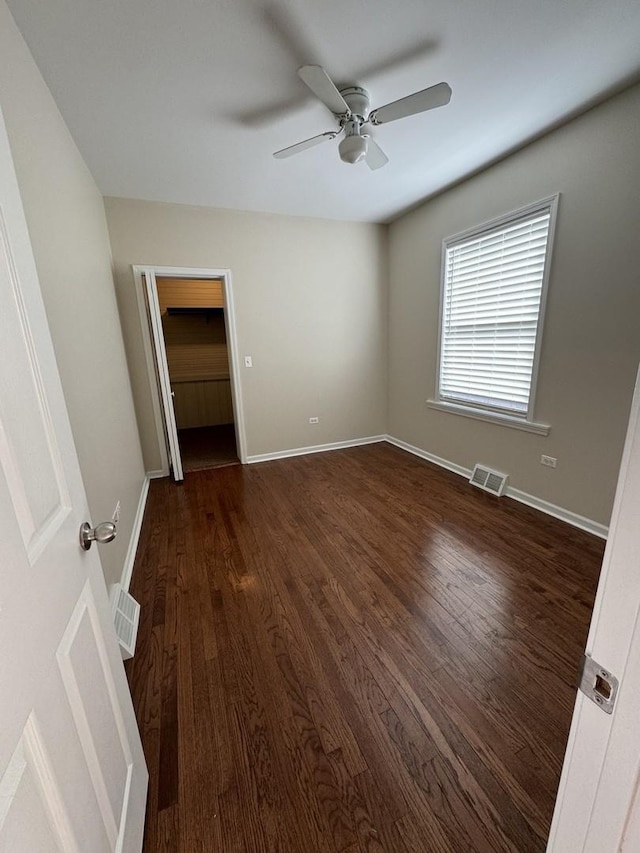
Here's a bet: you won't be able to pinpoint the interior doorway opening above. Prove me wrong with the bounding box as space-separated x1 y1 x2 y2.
158 277 239 472
134 265 247 480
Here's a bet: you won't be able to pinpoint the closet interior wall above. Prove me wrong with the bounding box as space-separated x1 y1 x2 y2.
156 277 234 431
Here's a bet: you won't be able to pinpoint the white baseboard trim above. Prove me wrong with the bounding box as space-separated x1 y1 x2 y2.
384 435 472 479
505 487 608 539
246 435 386 465
384 434 608 540
147 469 167 479
120 476 151 592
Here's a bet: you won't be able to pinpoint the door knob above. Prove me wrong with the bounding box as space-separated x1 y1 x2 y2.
79 521 117 551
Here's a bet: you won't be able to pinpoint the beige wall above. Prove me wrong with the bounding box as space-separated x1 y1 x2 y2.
104 198 387 470
388 83 640 526
0 1 146 587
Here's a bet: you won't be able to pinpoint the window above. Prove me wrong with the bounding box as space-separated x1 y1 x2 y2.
430 196 558 435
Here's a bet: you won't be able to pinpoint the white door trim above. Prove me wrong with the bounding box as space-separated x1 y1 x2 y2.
132 265 247 471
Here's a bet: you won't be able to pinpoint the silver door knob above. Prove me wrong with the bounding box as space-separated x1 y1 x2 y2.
79 521 117 551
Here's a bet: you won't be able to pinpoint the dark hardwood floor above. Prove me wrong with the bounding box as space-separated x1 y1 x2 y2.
125 442 604 852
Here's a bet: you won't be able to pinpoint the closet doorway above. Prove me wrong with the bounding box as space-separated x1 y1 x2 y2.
134 266 246 480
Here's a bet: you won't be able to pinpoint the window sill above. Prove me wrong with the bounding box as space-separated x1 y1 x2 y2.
426 399 551 436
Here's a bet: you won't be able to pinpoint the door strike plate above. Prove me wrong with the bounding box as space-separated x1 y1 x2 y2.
578 654 618 715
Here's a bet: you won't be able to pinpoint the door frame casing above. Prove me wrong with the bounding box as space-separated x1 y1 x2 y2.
132 265 248 472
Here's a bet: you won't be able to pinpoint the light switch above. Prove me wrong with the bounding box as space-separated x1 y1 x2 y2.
244 356 253 368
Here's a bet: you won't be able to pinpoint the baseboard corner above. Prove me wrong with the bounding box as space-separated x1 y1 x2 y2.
146 468 167 479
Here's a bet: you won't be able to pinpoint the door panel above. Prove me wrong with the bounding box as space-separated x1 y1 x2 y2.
0 717 94 853
0 208 69 563
0 100 147 853
57 583 135 847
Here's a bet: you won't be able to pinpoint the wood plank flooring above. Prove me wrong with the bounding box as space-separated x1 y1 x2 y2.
126 442 604 852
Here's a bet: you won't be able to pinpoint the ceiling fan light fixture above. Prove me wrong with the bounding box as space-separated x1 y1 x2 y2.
338 133 368 164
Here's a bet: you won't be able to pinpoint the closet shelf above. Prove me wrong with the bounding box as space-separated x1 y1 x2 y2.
166 343 229 383
170 374 230 383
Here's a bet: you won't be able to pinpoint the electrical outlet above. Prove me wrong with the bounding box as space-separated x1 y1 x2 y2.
309 417 319 424
244 356 253 368
112 500 121 523
541 455 557 468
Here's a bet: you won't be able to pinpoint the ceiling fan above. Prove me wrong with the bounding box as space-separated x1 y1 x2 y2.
273 65 452 170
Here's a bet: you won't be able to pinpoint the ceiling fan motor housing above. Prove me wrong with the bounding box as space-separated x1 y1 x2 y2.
338 87 371 163
339 86 371 120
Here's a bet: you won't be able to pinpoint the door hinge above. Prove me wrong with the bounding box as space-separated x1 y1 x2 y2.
578 654 618 715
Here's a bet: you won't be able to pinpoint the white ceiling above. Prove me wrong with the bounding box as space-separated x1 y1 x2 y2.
7 0 640 223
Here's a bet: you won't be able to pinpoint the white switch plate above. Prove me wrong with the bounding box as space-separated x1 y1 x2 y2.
309 417 319 424
541 455 557 468
244 356 253 368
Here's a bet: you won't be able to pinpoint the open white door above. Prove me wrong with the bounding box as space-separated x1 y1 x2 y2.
141 269 183 481
0 105 147 852
549 364 640 851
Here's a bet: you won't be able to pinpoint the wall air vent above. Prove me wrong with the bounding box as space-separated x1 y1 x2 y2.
469 464 508 497
110 583 140 660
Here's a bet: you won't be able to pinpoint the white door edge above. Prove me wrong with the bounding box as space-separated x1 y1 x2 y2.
141 268 183 481
549 363 640 851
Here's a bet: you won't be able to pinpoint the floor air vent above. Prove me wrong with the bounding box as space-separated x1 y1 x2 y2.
110 583 140 660
469 464 508 497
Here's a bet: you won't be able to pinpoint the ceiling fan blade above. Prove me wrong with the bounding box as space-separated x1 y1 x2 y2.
364 137 389 171
369 81 451 125
298 65 351 116
273 131 338 159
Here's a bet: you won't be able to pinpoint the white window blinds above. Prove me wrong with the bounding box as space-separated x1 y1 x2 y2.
439 205 553 417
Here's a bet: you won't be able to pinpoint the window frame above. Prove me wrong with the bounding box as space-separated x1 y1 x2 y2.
429 194 559 435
